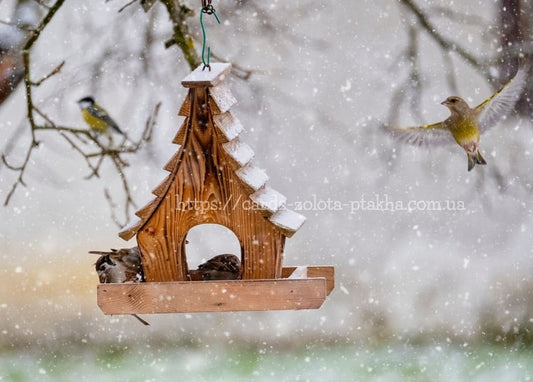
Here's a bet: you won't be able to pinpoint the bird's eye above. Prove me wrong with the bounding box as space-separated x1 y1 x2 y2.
105 257 115 266
450 98 457 103
98 255 115 268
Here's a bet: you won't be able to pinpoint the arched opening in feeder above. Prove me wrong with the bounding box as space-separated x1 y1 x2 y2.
184 223 242 279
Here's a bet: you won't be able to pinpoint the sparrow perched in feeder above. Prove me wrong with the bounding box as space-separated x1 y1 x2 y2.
90 246 149 326
385 62 528 171
196 254 241 280
91 247 144 283
77 96 130 141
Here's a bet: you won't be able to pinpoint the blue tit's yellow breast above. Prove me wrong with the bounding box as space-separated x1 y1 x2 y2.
82 109 109 133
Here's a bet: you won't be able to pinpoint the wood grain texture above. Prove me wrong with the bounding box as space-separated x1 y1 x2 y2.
282 266 335 295
104 65 334 314
119 64 304 250
172 119 188 145
137 85 285 281
118 219 143 241
97 277 327 314
119 64 313 289
178 92 192 117
151 175 172 197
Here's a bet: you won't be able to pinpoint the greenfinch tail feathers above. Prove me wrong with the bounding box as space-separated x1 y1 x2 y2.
467 150 487 172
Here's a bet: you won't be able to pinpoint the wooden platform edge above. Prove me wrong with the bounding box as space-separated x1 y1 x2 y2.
97 271 333 314
282 266 334 295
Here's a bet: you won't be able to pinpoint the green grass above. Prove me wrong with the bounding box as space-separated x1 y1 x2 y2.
1 342 533 381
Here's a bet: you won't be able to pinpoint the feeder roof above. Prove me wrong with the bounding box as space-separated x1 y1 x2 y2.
119 63 305 240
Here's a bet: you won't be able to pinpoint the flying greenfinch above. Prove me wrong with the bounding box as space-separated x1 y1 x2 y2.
385 62 528 171
77 96 125 136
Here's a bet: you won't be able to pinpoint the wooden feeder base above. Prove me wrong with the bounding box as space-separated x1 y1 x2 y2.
97 266 334 314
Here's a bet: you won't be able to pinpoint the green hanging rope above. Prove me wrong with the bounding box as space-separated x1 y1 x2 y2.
200 1 221 71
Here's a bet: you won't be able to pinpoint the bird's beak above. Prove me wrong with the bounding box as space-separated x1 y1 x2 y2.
441 100 450 107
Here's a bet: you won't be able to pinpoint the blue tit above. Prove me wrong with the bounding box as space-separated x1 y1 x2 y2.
77 96 126 137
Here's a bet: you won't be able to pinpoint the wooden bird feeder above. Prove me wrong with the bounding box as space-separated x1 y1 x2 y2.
97 63 334 314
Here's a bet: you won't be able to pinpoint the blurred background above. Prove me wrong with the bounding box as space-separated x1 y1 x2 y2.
1 0 533 380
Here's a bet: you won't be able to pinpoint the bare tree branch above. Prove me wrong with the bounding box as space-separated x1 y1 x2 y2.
2 0 65 205
160 0 199 70
1 0 164 225
210 52 259 80
104 188 123 227
1 0 253 222
29 60 65 87
118 0 138 13
400 0 484 70
387 25 423 125
428 6 490 27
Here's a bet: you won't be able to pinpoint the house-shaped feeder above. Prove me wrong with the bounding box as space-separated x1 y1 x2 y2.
97 63 334 314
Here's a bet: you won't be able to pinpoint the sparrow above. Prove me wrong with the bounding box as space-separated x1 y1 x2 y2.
91 247 144 283
385 62 528 171
90 247 149 326
196 254 241 280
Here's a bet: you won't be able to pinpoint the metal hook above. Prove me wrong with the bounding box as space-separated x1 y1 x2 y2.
200 0 220 71
201 0 215 15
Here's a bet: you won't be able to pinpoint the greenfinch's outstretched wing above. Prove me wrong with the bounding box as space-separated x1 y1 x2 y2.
88 104 124 135
384 121 455 147
475 62 528 133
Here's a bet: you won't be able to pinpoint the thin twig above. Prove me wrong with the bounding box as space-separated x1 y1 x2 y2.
104 188 123 227
100 103 162 226
29 61 65 86
3 140 36 205
400 0 483 71
428 6 489 27
143 102 161 141
118 0 138 13
442 50 458 94
210 52 257 80
34 125 93 135
386 25 423 125
3 0 65 205
1 0 162 224
58 132 101 178
2 154 24 171
109 154 137 226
